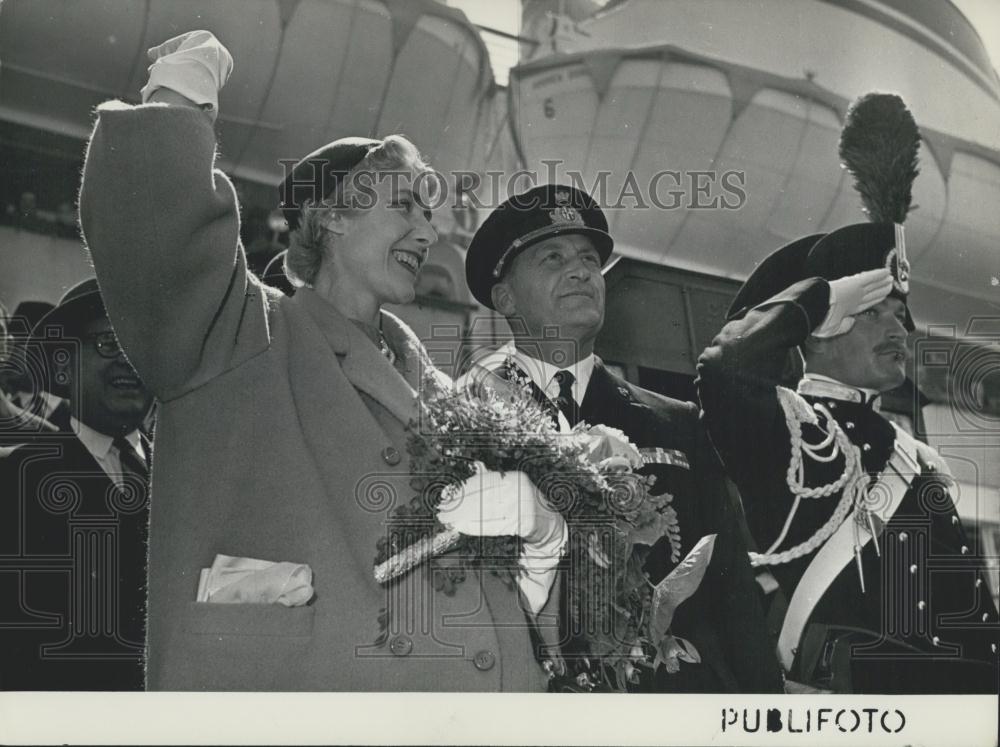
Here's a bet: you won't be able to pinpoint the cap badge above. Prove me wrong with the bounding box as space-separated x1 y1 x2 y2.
549 190 585 227
885 223 910 294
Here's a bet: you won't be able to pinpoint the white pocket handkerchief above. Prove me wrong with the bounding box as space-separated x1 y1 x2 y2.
196 554 314 606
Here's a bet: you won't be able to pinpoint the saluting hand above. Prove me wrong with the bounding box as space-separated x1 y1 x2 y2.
140 30 234 122
813 268 894 338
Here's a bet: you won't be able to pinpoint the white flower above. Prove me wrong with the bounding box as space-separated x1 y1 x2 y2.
578 423 644 470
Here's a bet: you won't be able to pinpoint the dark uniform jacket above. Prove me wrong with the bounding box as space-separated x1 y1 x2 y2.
474 352 783 693
0 434 148 690
697 278 999 693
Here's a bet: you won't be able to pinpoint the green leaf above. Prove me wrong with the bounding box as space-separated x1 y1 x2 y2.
649 534 717 643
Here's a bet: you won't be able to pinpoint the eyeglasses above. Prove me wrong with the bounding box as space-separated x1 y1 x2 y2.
86 330 123 359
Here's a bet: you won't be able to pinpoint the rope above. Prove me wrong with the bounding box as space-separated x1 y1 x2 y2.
750 388 866 566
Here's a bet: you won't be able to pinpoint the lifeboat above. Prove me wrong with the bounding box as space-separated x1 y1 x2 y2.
0 0 494 186
506 0 1000 331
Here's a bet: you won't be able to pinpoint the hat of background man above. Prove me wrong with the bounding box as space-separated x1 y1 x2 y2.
11 301 56 337
29 278 107 396
278 137 380 232
31 279 106 341
727 93 919 331
465 183 614 309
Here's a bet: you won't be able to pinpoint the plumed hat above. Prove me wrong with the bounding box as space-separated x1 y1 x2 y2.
728 93 920 331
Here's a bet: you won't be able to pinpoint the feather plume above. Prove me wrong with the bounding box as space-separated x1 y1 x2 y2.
838 93 920 224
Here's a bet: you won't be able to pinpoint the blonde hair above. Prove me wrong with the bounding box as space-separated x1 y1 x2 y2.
284 135 433 288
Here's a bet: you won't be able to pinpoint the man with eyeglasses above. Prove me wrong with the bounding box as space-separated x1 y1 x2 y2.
0 277 153 690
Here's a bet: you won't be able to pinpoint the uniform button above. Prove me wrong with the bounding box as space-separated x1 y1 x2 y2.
932 636 940 646
846 421 855 430
992 644 997 654
862 443 871 452
909 564 918 574
961 545 970 555
983 613 990 622
899 532 908 542
828 402 837 409
472 649 496 671
926 463 937 472
918 601 926 611
976 579 983 588
381 446 401 466
952 516 960 525
389 635 413 656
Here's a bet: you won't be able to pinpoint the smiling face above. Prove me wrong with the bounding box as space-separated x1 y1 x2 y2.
492 233 606 354
807 296 910 392
321 168 437 316
66 316 153 436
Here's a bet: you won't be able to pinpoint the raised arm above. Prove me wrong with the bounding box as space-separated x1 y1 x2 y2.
78 31 269 400
695 278 830 485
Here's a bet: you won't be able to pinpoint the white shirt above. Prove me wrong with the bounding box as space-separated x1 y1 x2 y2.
70 416 145 487
489 340 595 433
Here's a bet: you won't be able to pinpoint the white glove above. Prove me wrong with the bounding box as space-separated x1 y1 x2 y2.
813 269 893 338
140 30 234 119
438 462 564 544
438 462 567 614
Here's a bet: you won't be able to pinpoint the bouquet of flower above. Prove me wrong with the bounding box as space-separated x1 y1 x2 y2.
373 367 715 691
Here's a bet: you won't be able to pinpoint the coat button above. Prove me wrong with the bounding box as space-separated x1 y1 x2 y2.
846 421 855 430
899 532 908 542
389 635 413 656
983 613 990 622
381 446 401 466
961 545 969 555
932 636 940 646
862 443 871 452
909 564 918 574
917 600 926 611
472 650 496 671
976 578 983 588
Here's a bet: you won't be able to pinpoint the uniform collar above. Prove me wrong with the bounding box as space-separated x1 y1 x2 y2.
798 373 882 411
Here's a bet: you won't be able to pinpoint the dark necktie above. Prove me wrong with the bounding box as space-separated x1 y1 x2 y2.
552 370 579 428
113 435 149 488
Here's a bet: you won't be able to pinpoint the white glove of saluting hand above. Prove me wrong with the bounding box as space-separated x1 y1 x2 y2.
140 30 234 120
438 462 568 613
812 268 894 338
